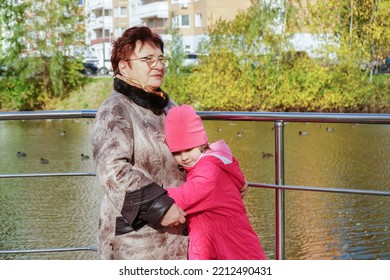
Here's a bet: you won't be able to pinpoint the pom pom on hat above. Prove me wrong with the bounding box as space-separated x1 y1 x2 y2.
164 105 208 152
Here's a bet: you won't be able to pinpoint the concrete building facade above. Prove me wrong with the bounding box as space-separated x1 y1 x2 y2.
84 0 253 68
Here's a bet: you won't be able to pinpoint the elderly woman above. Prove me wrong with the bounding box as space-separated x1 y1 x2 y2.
92 26 187 259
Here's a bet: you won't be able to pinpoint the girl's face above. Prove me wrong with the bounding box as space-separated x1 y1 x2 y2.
173 147 202 168
119 40 165 89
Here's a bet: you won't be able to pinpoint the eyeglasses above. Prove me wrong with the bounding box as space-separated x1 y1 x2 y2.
128 56 170 68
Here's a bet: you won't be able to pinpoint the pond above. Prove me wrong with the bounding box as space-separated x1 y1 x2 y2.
0 118 389 260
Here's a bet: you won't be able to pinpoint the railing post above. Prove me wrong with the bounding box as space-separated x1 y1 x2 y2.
274 121 285 260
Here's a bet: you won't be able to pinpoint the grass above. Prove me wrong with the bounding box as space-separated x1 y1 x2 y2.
45 76 113 110
44 73 389 112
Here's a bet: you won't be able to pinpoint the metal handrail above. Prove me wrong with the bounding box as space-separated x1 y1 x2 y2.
0 109 96 120
1 110 390 259
0 172 96 179
0 247 97 254
1 109 390 123
249 182 390 196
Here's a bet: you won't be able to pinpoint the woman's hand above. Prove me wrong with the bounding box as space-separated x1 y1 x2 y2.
160 203 187 227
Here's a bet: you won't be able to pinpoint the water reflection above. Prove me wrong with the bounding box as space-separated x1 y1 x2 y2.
0 119 101 260
0 119 389 260
204 120 390 260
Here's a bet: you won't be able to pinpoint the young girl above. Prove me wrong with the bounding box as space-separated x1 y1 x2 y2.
164 104 266 260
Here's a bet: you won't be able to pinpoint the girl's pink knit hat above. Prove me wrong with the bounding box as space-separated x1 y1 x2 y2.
164 105 208 153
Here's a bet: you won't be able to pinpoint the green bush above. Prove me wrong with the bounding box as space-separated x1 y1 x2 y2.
0 56 87 111
164 3 389 113
0 78 37 110
164 52 386 113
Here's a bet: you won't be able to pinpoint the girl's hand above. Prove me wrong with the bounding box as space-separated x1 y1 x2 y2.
160 203 187 227
240 181 249 198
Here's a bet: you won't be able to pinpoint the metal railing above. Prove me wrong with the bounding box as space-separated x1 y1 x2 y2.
1 109 390 259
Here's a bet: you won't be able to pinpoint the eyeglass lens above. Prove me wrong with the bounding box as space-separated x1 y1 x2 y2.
149 57 169 68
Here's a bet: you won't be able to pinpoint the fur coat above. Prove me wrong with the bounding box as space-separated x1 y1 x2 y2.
92 78 187 259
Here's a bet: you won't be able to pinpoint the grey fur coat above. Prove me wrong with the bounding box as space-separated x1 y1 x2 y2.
92 81 187 259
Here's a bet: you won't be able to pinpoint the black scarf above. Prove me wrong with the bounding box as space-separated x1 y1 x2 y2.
113 77 169 115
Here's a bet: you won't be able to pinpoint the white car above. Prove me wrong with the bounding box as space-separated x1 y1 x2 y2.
99 59 112 75
182 54 199 67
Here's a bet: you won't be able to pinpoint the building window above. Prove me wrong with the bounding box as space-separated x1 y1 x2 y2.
114 27 126 38
131 4 136 16
172 15 190 28
114 6 127 18
181 15 189 27
150 19 157 29
195 13 202 27
172 15 178 27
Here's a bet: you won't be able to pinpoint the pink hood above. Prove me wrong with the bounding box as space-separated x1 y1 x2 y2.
200 140 245 191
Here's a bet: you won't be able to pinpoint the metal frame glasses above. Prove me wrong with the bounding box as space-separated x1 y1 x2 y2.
128 56 170 68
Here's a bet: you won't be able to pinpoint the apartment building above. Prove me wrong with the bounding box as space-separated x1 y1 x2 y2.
84 0 113 70
113 0 131 38
169 0 252 53
84 0 253 68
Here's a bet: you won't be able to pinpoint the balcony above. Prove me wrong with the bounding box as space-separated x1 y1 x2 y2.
89 16 112 30
88 0 112 12
138 2 168 19
90 37 111 45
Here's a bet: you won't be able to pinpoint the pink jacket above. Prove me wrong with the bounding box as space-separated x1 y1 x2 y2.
167 140 266 260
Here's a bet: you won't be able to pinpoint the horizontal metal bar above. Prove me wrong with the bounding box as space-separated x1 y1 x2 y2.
198 111 390 124
1 110 390 124
248 182 390 196
0 247 97 254
1 173 388 196
0 110 97 120
0 172 96 179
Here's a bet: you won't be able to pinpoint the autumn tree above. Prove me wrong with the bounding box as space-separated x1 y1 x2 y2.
0 0 86 110
304 0 390 74
164 0 389 112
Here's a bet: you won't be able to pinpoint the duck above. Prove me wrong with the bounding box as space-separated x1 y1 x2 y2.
40 158 49 164
261 152 274 158
58 131 67 136
16 151 26 158
299 131 309 136
237 129 246 138
326 127 334 132
81 153 90 160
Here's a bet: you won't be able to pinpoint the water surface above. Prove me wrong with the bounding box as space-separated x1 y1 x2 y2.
0 119 389 259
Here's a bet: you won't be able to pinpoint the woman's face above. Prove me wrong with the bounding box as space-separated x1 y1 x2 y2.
119 40 165 89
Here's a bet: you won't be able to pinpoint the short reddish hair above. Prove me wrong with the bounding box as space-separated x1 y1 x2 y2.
111 26 165 76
